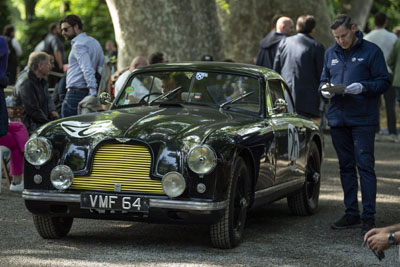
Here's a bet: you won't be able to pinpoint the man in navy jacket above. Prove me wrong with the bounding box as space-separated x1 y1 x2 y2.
320 15 390 235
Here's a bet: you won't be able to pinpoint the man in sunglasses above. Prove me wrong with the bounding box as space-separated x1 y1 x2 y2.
59 14 104 118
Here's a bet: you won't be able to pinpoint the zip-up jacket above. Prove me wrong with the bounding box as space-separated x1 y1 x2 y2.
319 31 389 127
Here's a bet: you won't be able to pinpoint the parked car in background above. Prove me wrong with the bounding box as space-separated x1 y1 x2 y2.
22 62 323 248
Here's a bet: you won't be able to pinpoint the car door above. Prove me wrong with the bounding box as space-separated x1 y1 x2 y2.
267 79 305 185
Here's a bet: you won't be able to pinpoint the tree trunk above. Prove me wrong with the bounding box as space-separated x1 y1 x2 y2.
24 0 36 23
218 0 334 63
106 0 224 70
347 0 374 31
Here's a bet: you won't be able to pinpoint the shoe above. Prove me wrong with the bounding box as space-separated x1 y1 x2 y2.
361 219 376 235
331 214 361 229
389 134 399 143
10 181 24 192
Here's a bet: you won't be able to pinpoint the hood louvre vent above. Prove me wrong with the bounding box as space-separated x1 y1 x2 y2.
71 144 163 194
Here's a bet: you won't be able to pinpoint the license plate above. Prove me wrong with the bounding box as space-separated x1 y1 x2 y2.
80 192 149 212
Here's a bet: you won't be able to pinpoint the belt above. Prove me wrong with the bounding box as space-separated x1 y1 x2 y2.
67 87 89 91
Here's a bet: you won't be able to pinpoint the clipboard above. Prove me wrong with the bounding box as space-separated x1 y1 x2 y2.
321 84 346 94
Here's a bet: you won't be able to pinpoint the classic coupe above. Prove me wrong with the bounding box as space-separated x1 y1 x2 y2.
22 62 323 248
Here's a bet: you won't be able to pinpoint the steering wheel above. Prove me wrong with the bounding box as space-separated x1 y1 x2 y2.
139 92 162 103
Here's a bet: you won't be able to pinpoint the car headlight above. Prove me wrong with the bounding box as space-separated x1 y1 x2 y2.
24 137 53 166
50 165 74 190
162 172 186 198
187 145 217 175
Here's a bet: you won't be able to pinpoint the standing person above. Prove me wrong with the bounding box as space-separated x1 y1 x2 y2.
364 13 398 142
105 40 117 58
3 25 22 85
274 15 325 118
43 23 66 88
255 16 294 69
0 36 9 136
320 15 390 234
387 32 400 140
59 14 104 118
14 52 59 134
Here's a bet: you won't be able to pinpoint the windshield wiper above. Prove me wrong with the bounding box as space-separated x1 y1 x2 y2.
148 86 182 105
219 91 254 109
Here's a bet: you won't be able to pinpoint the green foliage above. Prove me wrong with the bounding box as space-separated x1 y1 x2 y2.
216 0 230 15
10 0 114 66
0 1 13 33
368 0 400 32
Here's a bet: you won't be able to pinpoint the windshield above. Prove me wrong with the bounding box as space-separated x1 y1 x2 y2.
115 71 261 113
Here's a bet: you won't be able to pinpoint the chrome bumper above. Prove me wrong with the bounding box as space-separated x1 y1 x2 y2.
22 190 227 211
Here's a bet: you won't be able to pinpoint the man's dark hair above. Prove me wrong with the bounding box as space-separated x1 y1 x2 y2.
149 52 164 64
374 12 387 27
59 14 83 30
297 15 316 34
49 23 58 33
3 24 15 37
330 14 353 30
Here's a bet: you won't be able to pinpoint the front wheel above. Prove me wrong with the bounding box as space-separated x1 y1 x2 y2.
287 142 321 215
33 215 73 239
210 157 250 249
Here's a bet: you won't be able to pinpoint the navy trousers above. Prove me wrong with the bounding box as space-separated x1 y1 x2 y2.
330 125 376 220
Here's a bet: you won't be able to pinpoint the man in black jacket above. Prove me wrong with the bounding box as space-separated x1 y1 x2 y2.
274 15 325 118
255 16 294 69
0 36 9 136
14 52 59 134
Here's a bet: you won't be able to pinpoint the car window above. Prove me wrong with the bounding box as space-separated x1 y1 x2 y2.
267 79 286 113
115 71 260 114
280 82 295 113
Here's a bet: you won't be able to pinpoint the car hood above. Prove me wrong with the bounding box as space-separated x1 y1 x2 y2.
38 104 259 145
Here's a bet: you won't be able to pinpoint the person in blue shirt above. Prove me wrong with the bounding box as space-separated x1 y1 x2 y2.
59 14 104 117
320 15 390 235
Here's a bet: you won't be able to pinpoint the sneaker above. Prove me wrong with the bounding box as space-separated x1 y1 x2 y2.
389 134 399 143
10 181 24 192
331 214 361 229
361 219 376 235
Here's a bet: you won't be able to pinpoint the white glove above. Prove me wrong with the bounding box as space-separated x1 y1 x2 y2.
345 83 363 94
321 83 335 99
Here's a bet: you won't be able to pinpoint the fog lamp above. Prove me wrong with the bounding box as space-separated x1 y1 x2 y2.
50 165 74 190
162 172 186 198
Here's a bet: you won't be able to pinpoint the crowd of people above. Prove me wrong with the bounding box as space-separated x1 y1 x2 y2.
0 11 399 256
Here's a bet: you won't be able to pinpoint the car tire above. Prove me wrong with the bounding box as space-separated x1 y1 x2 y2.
210 157 250 249
33 215 74 239
287 142 321 216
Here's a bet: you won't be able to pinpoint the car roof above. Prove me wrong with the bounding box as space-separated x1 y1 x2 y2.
133 61 282 80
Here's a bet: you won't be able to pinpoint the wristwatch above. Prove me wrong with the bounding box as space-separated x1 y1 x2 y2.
388 233 397 245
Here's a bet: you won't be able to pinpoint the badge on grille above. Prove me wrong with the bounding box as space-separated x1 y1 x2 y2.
114 184 122 192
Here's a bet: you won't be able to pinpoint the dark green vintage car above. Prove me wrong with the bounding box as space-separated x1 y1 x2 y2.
22 62 323 248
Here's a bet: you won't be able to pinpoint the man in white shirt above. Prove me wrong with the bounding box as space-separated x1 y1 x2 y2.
114 56 148 98
364 12 398 142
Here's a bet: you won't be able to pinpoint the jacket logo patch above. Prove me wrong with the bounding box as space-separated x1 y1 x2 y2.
352 57 356 62
357 58 364 62
331 59 339 66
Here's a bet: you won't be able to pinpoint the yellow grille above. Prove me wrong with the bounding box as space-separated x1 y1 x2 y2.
70 144 163 194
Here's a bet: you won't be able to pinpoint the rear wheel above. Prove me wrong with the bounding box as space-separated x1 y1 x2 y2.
287 142 321 215
210 157 250 249
33 215 73 239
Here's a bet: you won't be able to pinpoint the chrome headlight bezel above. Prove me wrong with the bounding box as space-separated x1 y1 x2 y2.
24 137 53 166
187 145 217 175
50 165 74 190
162 172 186 198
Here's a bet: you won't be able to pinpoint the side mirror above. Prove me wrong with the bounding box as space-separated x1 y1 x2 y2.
99 92 112 105
272 98 288 113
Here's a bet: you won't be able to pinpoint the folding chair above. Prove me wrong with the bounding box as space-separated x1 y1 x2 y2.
0 146 11 193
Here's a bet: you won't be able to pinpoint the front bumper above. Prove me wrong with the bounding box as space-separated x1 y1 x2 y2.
23 190 227 224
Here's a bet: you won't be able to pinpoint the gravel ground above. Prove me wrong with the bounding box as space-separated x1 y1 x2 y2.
0 134 399 267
